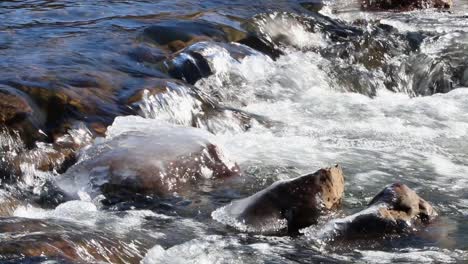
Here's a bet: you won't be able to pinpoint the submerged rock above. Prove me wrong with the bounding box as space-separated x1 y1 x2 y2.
0 217 145 263
361 0 452 10
141 20 246 53
164 41 263 84
315 183 437 240
57 116 240 199
212 166 344 234
122 77 272 133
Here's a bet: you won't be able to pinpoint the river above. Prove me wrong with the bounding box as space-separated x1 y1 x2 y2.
0 0 467 263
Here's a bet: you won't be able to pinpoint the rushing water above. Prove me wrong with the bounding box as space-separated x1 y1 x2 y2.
0 0 468 263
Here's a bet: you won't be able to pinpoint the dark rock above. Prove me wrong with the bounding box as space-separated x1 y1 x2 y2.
0 85 45 147
213 165 344 234
141 20 247 53
0 86 34 125
163 41 263 84
319 183 437 240
300 1 325 13
168 51 212 84
237 35 284 59
361 0 452 11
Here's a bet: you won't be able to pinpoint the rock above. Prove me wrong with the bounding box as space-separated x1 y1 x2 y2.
57 116 240 199
163 41 263 85
0 191 24 217
212 165 344 234
0 85 45 147
3 75 123 143
237 35 284 59
361 0 452 10
166 49 212 85
300 1 326 13
0 217 145 263
128 45 167 64
141 20 247 53
0 85 34 124
317 183 437 240
120 77 271 133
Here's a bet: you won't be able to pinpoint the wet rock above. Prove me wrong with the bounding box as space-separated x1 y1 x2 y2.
57 116 240 199
237 35 284 59
0 191 24 217
300 1 325 13
388 54 453 96
213 166 344 234
318 183 437 240
167 50 212 85
3 75 122 143
0 217 145 263
164 41 262 84
128 45 167 64
0 85 34 124
361 0 452 10
121 77 274 133
141 20 247 53
0 85 45 146
0 122 93 188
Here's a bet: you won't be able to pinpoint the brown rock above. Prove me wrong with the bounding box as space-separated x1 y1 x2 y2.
0 192 24 217
321 183 437 240
142 20 246 53
0 86 33 124
57 117 240 198
369 182 436 222
0 217 145 263
213 165 344 234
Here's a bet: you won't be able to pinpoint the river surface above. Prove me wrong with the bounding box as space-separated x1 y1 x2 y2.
0 0 468 263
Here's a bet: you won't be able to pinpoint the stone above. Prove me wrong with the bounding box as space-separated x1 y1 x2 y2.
317 183 437 240
0 85 34 124
141 20 246 53
57 116 240 199
361 0 452 10
213 165 344 234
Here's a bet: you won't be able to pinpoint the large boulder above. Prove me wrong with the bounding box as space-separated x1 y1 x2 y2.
212 166 345 234
57 116 240 199
361 0 452 10
315 183 437 240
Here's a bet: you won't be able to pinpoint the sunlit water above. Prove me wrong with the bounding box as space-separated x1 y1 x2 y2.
0 0 468 263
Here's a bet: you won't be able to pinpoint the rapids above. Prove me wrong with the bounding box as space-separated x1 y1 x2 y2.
0 0 467 263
